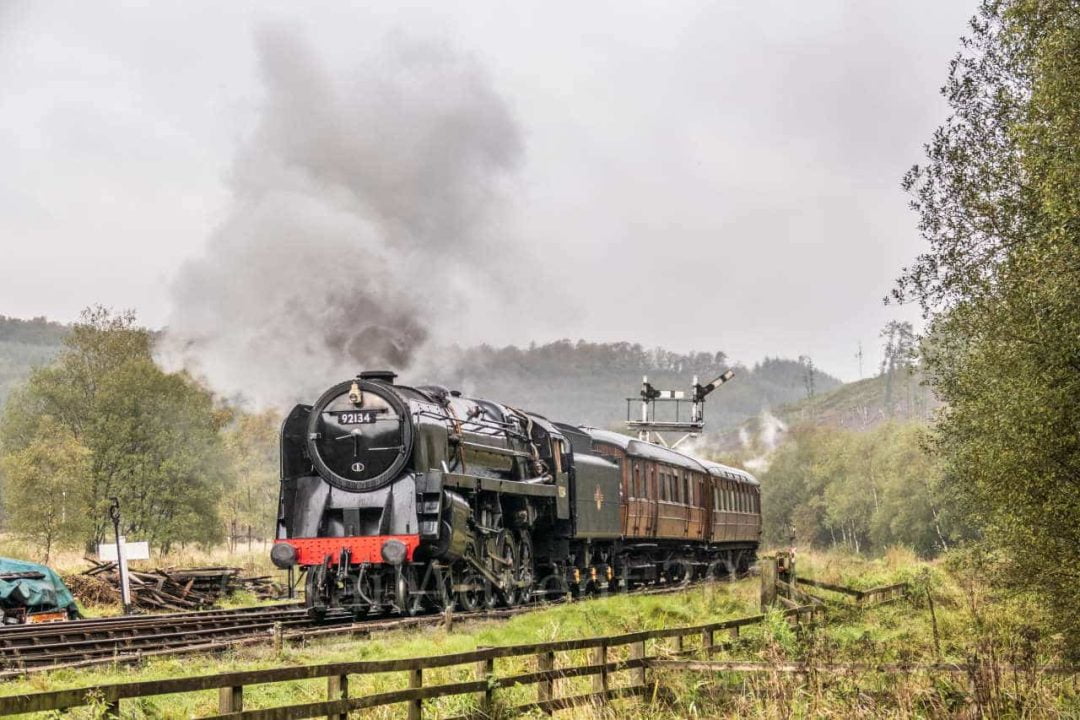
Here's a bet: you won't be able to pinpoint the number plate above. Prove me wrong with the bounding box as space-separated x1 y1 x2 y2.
337 410 379 425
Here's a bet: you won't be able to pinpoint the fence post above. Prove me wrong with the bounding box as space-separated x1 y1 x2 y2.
219 686 243 713
760 556 778 610
537 650 555 715
591 641 609 699
630 640 647 690
475 655 494 716
103 700 120 719
672 633 684 655
327 674 348 720
407 668 423 720
701 628 714 657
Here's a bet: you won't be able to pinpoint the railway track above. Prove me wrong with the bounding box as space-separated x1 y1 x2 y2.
0 574 750 678
0 603 351 675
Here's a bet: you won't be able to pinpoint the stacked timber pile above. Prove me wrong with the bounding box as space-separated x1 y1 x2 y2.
72 560 283 611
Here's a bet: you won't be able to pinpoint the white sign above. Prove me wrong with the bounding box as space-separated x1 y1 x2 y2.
97 539 150 562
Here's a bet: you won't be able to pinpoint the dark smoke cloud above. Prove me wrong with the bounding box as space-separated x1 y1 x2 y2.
158 26 522 406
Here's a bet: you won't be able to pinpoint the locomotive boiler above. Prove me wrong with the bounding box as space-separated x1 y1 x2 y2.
271 371 760 616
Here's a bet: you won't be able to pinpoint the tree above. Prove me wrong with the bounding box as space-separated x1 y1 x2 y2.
761 422 961 556
896 0 1080 653
878 321 918 417
0 306 231 553
0 418 91 562
221 410 280 551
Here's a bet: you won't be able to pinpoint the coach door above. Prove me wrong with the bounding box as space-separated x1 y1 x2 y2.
627 461 644 536
648 463 659 536
682 471 692 538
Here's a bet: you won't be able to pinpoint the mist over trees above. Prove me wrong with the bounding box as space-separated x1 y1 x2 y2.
442 342 840 431
0 308 231 554
896 0 1080 653
760 422 964 557
0 316 68 410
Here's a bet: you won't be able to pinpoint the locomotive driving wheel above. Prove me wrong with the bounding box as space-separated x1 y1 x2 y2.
457 539 486 611
395 566 425 616
494 530 518 607
515 529 535 605
432 564 455 612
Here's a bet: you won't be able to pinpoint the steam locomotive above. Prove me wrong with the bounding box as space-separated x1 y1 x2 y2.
271 371 760 616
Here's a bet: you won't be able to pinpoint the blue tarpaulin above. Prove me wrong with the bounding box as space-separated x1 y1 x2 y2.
0 556 78 615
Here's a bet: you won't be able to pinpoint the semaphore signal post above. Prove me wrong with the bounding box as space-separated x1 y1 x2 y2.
625 370 734 448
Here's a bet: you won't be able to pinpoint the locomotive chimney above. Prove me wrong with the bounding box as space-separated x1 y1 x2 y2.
359 370 397 384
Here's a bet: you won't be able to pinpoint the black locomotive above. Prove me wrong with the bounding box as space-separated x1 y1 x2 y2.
271 371 761 616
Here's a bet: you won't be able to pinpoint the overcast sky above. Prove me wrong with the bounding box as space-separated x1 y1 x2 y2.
0 1 977 381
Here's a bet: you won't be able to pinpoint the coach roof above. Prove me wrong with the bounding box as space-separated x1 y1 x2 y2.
582 428 757 486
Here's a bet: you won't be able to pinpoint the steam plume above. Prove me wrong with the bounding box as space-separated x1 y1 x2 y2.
158 27 522 406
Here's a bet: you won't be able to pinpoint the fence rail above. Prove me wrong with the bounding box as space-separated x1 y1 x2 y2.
795 577 909 605
0 606 822 718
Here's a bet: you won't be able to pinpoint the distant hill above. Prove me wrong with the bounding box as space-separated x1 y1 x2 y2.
440 342 841 431
0 316 68 408
781 369 939 430
0 316 839 434
712 368 941 460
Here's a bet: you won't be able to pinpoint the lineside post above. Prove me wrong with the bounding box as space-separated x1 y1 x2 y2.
326 675 348 720
760 556 778 610
475 653 494 715
407 668 422 720
630 640 647 690
219 686 243 713
537 650 555 715
592 641 609 699
702 628 714 657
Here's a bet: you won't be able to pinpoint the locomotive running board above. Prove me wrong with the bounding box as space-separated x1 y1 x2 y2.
442 473 559 498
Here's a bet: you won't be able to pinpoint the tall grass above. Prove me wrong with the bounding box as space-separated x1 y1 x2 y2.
0 549 1075 718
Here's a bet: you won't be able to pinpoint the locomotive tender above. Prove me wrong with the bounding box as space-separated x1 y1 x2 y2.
271 371 761 616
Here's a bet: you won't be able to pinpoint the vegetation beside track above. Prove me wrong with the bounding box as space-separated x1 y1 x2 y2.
0 550 1074 718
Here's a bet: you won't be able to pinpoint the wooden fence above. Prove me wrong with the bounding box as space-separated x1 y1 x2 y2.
794 577 908 606
759 551 909 610
0 606 823 719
